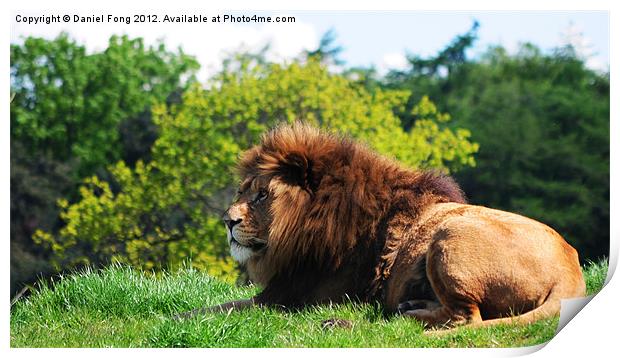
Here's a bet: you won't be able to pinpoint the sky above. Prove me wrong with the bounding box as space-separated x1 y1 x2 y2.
11 10 609 80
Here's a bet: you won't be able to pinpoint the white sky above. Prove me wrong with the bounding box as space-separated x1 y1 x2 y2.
10 10 609 80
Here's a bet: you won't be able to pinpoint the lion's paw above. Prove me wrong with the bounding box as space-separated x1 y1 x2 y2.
397 299 441 314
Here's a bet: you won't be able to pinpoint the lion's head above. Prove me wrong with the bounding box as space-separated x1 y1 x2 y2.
223 124 337 272
222 174 272 264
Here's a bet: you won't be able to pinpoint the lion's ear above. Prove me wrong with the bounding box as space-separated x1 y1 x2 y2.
279 151 315 192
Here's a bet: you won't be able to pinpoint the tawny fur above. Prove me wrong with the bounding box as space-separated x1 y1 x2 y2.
218 122 585 330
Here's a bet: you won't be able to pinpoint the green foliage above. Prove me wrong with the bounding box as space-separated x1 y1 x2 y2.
10 140 71 294
448 46 609 262
10 34 199 294
10 261 606 347
10 33 199 175
385 38 609 262
35 58 478 280
583 259 608 295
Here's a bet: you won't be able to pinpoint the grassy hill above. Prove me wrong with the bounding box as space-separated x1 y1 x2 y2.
10 261 608 348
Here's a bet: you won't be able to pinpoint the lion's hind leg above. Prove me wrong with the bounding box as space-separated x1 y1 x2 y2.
422 296 562 336
399 227 489 329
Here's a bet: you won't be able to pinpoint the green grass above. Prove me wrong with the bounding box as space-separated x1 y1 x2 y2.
10 260 608 348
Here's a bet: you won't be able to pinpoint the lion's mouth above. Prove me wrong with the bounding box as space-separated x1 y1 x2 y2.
229 236 245 247
230 236 266 251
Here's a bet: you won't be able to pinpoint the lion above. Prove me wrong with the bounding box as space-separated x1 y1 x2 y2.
180 123 585 331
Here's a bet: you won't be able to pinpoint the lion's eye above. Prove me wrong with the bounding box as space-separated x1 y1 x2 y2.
256 189 268 202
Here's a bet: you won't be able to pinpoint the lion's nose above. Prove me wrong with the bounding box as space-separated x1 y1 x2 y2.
224 218 242 231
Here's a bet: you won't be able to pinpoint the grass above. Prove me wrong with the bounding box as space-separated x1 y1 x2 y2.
10 260 608 348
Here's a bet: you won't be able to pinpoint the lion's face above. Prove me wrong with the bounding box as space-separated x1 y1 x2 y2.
223 176 272 264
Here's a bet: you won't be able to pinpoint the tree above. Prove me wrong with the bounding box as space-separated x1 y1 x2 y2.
35 58 478 281
385 21 479 131
10 34 200 295
10 140 74 294
384 36 609 262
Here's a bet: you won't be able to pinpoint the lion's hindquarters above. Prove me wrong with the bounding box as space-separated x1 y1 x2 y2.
422 208 584 327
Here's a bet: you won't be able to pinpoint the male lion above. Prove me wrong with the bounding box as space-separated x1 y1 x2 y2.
182 123 585 330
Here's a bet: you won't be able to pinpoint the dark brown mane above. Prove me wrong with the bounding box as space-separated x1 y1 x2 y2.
237 123 465 306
